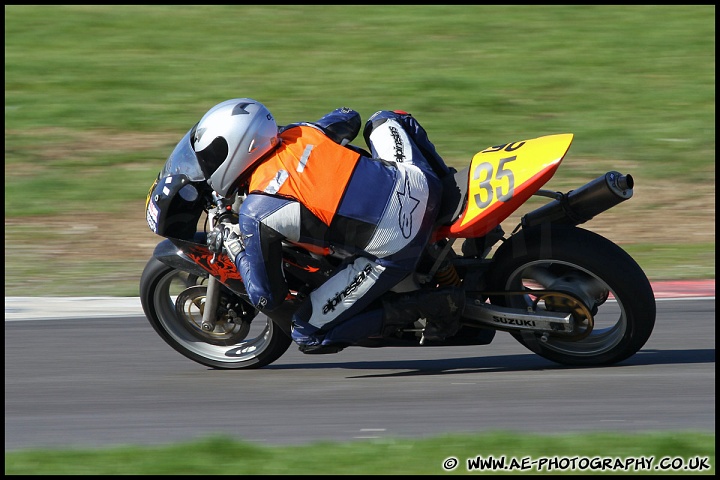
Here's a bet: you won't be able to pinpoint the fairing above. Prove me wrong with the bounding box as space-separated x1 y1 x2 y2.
438 133 574 238
145 126 213 240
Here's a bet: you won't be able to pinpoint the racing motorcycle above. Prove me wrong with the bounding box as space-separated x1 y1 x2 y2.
141 127 656 369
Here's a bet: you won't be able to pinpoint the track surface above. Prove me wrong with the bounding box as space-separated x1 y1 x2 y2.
4 282 715 452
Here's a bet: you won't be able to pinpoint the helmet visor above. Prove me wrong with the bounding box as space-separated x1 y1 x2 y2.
195 136 229 178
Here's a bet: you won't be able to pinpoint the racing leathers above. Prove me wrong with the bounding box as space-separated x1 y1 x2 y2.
234 108 454 351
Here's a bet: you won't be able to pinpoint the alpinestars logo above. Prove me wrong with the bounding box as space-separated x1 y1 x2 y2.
389 126 406 162
322 264 374 314
397 176 420 238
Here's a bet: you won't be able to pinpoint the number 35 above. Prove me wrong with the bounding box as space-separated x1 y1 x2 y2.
473 156 517 209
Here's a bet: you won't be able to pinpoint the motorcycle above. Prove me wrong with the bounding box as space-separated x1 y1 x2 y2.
141 126 656 369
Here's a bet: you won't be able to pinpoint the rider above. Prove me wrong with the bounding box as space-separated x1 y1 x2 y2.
197 98 464 354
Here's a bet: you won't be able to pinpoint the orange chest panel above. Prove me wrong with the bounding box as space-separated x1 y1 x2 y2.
248 126 361 226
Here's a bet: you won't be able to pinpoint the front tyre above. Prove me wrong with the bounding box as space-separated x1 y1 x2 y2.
140 257 292 369
487 225 656 366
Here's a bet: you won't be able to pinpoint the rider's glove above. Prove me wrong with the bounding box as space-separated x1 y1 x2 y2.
207 221 245 263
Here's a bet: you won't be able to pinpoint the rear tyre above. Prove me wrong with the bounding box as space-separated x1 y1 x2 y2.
487 225 656 366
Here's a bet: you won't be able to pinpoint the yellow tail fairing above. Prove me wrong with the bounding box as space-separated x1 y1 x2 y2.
445 133 574 238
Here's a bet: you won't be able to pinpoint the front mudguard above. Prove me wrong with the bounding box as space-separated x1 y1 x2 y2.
152 233 248 296
152 234 208 279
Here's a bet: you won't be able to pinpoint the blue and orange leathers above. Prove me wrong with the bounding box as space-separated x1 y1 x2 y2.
235 109 452 348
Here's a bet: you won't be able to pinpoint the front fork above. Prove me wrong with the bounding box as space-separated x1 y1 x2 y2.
201 276 221 331
201 192 242 331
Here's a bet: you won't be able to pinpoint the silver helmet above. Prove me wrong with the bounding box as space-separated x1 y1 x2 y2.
193 98 279 196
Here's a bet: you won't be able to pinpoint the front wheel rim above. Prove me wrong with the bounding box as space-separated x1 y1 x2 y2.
152 269 276 365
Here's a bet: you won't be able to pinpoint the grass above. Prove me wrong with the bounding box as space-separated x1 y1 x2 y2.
4 6 715 295
4 5 715 290
4 432 715 475
5 6 715 212
622 243 716 281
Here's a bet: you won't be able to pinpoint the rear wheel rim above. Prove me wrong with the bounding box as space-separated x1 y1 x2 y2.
503 260 627 357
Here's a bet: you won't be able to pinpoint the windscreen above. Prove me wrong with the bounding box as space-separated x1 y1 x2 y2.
159 125 207 182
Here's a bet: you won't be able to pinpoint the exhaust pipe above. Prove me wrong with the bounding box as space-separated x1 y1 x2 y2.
521 171 634 228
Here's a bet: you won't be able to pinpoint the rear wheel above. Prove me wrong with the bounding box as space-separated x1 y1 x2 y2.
140 257 292 369
487 225 656 366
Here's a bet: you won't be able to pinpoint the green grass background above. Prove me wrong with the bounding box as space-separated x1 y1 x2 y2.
5 6 715 183
4 5 716 297
3 5 715 473
4 5 716 296
5 432 715 475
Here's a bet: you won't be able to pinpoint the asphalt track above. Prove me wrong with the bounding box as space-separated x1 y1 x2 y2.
4 280 715 452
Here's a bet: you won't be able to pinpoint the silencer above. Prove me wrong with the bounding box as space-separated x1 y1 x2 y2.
521 171 634 228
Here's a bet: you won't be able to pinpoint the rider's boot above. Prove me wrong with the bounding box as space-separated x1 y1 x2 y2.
381 287 465 342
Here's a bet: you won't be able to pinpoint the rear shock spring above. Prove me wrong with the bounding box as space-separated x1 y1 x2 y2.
434 262 461 286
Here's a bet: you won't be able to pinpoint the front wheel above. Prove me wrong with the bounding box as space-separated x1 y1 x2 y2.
487 225 656 366
139 257 292 369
